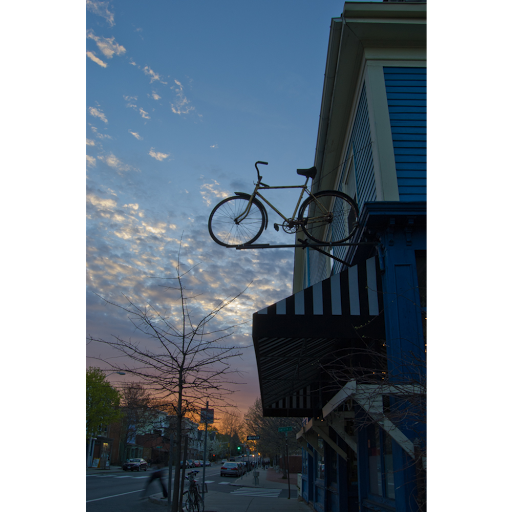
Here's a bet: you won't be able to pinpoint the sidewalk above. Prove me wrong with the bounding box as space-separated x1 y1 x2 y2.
147 468 308 512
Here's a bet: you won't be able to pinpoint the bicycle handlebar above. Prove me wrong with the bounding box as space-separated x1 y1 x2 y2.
255 161 268 180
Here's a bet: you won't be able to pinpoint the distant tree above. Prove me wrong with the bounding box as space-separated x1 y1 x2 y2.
219 411 243 455
87 244 247 512
243 397 302 476
85 368 122 464
86 367 122 439
115 383 160 462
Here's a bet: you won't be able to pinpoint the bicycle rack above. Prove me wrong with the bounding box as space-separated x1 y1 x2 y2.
235 238 378 267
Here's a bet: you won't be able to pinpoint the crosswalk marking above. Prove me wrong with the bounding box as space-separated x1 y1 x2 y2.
230 488 281 498
218 482 231 485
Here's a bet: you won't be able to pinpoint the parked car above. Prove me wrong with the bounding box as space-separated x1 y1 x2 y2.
180 460 192 469
220 461 240 477
194 460 202 467
123 458 148 471
204 460 211 467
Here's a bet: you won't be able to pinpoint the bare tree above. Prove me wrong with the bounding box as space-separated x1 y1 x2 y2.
243 398 302 476
219 411 243 455
87 250 248 512
113 383 160 463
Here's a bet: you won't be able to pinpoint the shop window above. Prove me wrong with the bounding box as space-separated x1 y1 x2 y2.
383 431 395 499
327 433 338 489
368 424 382 496
315 438 325 481
368 424 395 500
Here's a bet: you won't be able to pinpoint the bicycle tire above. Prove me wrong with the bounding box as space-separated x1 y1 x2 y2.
185 492 194 512
195 493 204 512
208 196 265 247
298 190 359 244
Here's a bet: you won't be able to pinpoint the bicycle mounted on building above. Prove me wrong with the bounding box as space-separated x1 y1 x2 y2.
208 161 359 247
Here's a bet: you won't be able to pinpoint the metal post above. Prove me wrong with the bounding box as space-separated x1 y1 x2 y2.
286 433 291 499
202 401 208 501
167 434 173 510
179 436 188 512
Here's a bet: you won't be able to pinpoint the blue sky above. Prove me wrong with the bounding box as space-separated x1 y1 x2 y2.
85 0 364 417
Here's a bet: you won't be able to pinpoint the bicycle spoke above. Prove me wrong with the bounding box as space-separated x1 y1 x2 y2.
299 191 358 244
208 196 265 246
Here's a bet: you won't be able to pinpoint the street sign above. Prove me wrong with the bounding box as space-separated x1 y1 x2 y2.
247 435 260 440
200 408 214 423
278 426 293 432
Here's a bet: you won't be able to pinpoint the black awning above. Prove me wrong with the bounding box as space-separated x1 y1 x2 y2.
253 256 386 417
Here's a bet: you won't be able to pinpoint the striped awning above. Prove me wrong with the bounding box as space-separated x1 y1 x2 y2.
252 256 386 417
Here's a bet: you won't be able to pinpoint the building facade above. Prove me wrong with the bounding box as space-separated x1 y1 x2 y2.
253 3 426 512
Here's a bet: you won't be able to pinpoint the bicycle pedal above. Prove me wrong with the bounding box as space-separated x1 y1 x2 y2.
274 223 279 232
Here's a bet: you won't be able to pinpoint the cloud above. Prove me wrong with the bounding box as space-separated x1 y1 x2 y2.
86 155 96 167
97 153 135 172
170 80 195 115
144 66 168 84
200 181 230 206
86 0 115 26
123 96 150 119
151 92 161 100
210 144 218 149
129 59 137 66
86 51 107 68
87 30 126 58
87 192 117 210
149 148 170 161
88 106 108 123
129 131 142 140
139 108 150 119
86 139 95 146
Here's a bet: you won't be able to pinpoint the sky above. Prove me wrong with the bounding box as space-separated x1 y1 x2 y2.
85 0 360 420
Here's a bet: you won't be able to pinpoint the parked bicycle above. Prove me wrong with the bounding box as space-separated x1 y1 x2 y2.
208 161 359 247
183 470 204 512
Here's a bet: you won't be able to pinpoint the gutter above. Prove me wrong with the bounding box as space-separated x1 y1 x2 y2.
313 17 343 192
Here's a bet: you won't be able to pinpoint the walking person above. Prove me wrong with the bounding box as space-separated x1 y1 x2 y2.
141 461 168 499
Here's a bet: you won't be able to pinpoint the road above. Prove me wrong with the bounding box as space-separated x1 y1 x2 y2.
87 465 295 511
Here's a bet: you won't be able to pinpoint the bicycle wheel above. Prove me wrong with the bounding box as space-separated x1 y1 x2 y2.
298 190 359 244
208 196 265 247
184 492 193 512
194 493 204 512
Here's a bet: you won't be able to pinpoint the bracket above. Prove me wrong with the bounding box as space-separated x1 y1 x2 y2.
235 238 377 266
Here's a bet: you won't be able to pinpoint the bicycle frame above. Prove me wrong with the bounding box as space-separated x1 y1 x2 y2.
234 176 328 226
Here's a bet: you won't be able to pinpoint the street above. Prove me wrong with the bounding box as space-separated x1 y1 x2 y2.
87 465 298 511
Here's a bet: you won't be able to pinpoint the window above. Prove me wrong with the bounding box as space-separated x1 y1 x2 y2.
368 424 395 500
315 437 325 481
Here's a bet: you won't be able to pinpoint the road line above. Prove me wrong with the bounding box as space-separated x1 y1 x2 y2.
86 489 144 502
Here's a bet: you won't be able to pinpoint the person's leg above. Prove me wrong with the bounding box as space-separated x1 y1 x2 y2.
159 474 168 498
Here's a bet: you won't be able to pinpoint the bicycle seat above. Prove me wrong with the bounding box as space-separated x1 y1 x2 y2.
297 166 317 180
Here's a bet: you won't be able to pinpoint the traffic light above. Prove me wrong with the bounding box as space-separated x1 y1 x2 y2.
237 446 241 451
